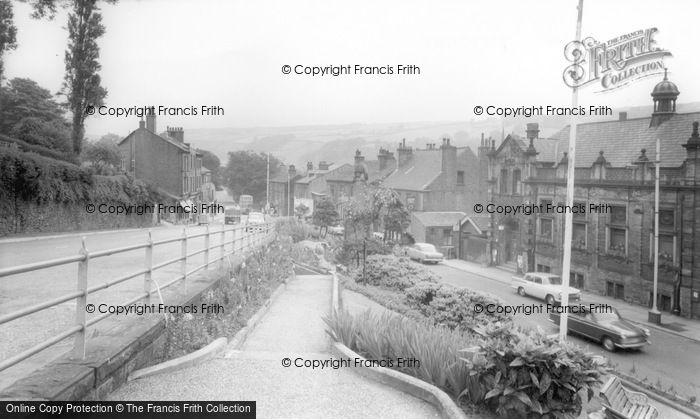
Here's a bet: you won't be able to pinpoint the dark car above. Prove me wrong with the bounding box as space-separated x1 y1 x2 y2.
549 304 650 352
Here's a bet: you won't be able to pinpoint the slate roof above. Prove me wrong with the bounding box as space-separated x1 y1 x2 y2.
383 149 443 191
323 163 355 182
412 211 466 227
550 112 700 168
119 127 191 153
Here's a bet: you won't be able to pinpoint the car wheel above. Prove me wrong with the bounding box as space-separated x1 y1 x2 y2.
602 336 616 352
545 295 555 305
517 287 526 297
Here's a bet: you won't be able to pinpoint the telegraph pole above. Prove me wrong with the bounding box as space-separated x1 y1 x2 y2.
559 0 584 342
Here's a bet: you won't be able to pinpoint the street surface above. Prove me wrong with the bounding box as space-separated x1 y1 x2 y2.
423 263 700 404
0 221 257 390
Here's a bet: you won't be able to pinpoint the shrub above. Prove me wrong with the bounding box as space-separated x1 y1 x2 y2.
462 322 607 418
405 281 510 330
324 309 475 399
275 218 315 242
353 254 438 290
334 237 392 267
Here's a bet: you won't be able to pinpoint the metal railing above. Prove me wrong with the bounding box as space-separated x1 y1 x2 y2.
0 222 275 373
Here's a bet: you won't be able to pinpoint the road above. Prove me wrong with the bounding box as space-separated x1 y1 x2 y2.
0 222 260 390
423 263 700 404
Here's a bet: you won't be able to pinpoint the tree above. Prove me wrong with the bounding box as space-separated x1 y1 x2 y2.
294 202 309 220
82 133 121 174
223 150 281 204
312 197 338 237
0 0 17 83
61 0 112 155
198 149 222 190
0 78 68 132
345 185 409 241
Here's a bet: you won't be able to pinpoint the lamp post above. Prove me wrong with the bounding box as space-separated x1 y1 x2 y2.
648 138 662 324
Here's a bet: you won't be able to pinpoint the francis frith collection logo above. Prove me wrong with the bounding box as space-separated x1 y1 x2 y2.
563 27 672 92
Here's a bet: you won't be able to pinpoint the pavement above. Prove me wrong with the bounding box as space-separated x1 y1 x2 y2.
108 275 439 418
442 258 700 344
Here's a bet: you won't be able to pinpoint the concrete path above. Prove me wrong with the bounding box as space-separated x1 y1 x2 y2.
108 275 439 419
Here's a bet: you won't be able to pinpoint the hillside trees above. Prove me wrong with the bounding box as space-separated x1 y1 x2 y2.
223 151 281 204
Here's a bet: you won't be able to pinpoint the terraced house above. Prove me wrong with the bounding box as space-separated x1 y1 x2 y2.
118 115 213 220
483 75 700 319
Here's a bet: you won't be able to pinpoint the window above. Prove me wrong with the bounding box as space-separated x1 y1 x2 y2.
533 277 542 284
457 170 464 185
500 169 508 194
659 209 674 230
570 272 584 288
512 169 521 195
572 223 586 249
608 227 626 254
606 281 624 299
536 264 551 273
653 234 676 263
610 205 627 225
573 201 586 219
539 218 553 240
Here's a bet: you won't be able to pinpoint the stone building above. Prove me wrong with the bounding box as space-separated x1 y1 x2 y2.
118 115 213 221
482 75 700 319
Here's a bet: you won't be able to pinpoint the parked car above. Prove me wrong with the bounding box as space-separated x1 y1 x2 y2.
224 207 241 224
406 243 444 264
550 304 650 352
245 211 266 232
511 272 581 305
328 225 345 235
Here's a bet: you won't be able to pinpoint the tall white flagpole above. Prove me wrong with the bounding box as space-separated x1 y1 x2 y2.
559 0 584 342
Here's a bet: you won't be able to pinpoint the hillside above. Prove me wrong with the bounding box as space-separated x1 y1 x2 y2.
183 102 700 166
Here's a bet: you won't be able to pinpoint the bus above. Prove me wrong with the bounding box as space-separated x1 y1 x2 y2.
239 194 253 214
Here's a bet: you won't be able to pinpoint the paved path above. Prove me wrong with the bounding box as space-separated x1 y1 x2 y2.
109 275 439 419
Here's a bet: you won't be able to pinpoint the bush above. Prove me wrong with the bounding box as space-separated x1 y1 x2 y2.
353 254 438 290
334 237 392 267
275 218 315 242
325 309 475 399
462 322 607 418
405 282 511 330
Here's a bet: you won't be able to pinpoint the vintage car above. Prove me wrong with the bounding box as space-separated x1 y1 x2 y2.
550 305 650 352
511 272 581 305
245 212 266 233
224 207 241 225
406 243 444 264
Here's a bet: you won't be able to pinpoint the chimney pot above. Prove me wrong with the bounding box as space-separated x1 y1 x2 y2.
619 112 628 121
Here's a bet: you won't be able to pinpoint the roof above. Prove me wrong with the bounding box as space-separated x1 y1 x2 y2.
550 112 700 168
324 163 355 182
412 211 466 227
119 127 191 153
383 149 443 191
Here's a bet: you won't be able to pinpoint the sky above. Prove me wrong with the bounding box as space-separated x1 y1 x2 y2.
5 0 700 138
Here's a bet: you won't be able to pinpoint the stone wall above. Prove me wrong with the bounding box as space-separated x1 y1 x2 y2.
0 199 156 237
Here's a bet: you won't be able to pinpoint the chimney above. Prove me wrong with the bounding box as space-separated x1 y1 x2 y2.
683 122 700 182
440 137 457 186
397 138 413 167
619 112 628 121
288 164 296 178
378 148 395 171
354 149 365 165
145 112 156 133
318 161 330 171
167 126 184 142
526 123 539 140
307 161 313 171
139 119 145 129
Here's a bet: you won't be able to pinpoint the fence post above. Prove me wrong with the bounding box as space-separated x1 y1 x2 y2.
220 223 225 269
144 230 153 302
181 227 187 285
73 237 88 359
204 224 210 269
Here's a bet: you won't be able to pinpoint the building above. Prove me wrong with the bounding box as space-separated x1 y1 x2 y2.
269 164 301 216
409 211 465 258
118 115 213 221
383 138 484 212
482 74 700 319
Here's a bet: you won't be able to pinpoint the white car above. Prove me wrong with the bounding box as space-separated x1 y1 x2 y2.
406 243 444 264
511 272 581 305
